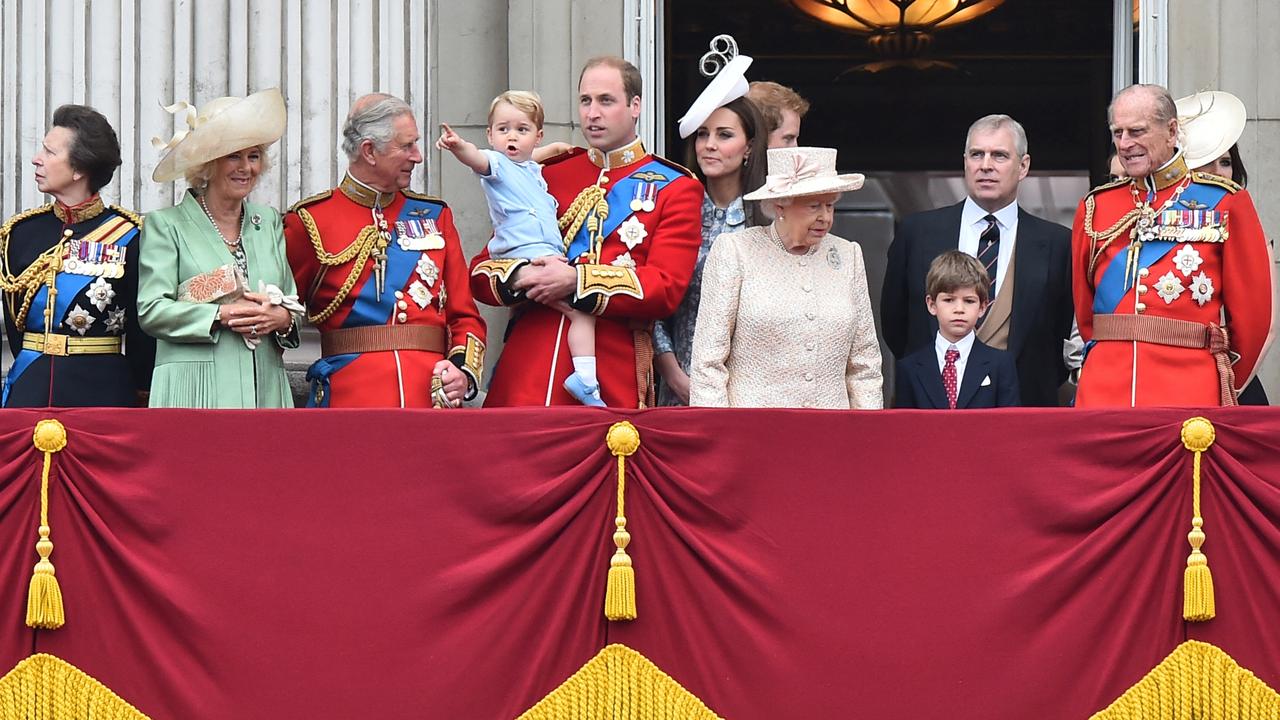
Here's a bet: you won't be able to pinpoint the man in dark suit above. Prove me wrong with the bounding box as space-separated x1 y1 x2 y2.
882 114 1073 407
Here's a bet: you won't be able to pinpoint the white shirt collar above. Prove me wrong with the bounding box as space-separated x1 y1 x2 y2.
935 330 976 360
962 196 1018 229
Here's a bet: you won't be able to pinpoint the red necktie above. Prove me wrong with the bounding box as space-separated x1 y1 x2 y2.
943 347 960 409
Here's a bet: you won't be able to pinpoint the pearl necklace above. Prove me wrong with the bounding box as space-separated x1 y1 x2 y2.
199 196 243 248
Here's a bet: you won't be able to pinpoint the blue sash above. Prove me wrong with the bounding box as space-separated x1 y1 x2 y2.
344 198 444 328
1091 180 1230 315
566 160 676 260
305 353 359 407
3 225 139 406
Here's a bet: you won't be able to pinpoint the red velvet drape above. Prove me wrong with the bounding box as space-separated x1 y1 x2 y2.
0 407 1276 719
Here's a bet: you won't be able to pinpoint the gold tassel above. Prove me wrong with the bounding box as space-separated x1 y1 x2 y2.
605 421 640 622
1180 417 1215 622
27 419 68 630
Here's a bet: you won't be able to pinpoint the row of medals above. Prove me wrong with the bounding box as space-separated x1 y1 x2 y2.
62 237 124 278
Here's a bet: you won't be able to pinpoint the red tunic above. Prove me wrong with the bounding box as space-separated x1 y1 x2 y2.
470 140 703 407
284 176 486 408
1072 158 1274 407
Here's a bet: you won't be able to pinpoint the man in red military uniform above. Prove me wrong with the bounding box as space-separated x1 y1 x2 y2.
1072 84 1274 407
470 57 703 407
284 93 485 408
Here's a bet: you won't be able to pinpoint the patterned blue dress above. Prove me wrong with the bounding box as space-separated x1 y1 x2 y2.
653 193 746 406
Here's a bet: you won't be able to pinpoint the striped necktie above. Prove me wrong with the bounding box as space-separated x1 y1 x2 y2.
977 214 1000 296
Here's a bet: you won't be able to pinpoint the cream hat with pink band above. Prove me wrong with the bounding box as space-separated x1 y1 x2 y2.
744 147 865 201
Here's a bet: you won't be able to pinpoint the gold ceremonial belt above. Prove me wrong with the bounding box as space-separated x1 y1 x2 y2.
23 332 123 357
319 325 445 357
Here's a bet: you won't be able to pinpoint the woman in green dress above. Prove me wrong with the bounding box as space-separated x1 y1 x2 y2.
138 88 301 408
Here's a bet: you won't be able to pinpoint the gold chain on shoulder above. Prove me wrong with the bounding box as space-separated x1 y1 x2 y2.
295 207 388 324
0 206 63 331
1084 193 1141 277
307 225 382 324
299 208 369 265
559 185 607 253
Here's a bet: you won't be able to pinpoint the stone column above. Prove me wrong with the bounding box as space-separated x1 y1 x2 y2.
428 0 624 381
1169 0 1280 399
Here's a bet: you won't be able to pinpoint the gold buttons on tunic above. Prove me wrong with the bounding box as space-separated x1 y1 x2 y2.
395 290 405 299
397 300 408 310
1137 284 1148 293
1138 268 1150 278
397 312 408 323
1135 303 1147 313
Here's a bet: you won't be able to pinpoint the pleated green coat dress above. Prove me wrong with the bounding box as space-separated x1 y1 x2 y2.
138 191 300 408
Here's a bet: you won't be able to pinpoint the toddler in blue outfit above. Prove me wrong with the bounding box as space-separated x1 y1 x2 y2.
437 91 603 406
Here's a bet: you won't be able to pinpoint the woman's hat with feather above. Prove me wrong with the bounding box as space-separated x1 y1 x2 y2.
151 88 286 183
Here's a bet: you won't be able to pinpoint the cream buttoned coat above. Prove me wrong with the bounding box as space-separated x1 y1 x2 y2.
689 224 883 409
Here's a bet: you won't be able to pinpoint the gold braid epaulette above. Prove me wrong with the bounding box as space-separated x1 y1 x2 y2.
0 206 62 331
296 207 383 324
1084 186 1142 279
558 184 608 255
402 189 445 203
108 205 143 228
1190 171 1241 193
288 189 332 214
0 206 55 292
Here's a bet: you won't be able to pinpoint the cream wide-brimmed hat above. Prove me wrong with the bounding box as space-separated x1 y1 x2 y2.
1176 90 1247 170
151 88 287 182
743 147 864 201
678 54 753 139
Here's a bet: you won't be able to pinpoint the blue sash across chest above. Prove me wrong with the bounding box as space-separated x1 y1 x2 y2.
344 198 443 328
565 160 676 260
1092 182 1229 315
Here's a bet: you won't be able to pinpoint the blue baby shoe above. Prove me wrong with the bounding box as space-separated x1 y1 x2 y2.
564 372 606 407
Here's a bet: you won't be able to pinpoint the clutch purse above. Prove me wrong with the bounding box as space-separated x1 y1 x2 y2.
177 264 247 304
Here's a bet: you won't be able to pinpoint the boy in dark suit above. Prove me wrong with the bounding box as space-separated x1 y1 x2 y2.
894 251 1020 409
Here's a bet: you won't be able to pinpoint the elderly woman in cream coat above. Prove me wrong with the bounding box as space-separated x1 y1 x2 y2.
689 146 882 409
139 88 302 408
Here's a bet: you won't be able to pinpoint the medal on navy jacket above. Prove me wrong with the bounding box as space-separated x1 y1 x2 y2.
0 196 155 407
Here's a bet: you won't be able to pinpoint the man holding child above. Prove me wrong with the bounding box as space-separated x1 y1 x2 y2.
470 56 703 408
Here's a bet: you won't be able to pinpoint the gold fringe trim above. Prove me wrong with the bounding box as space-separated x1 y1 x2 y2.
1090 640 1279 719
605 422 640 622
1180 417 1216 622
0 653 151 719
26 419 68 630
516 644 722 720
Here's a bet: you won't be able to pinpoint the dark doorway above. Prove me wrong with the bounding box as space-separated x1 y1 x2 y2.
666 0 1115 177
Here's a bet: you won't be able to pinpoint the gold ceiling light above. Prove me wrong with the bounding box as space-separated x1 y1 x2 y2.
791 0 1006 64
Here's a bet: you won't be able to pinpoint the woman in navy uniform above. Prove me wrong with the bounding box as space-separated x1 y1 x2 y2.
0 105 155 407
